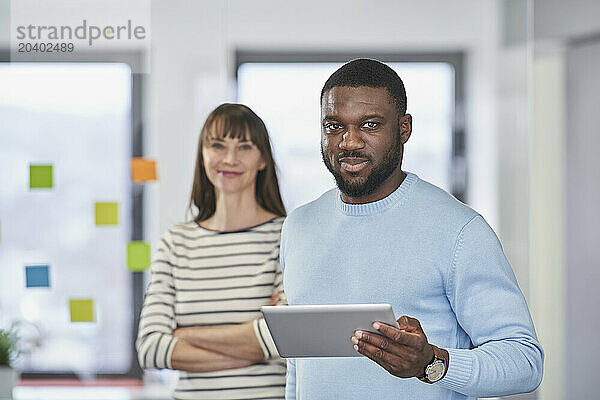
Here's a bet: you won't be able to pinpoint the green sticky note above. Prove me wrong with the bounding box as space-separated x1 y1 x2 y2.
69 299 95 322
127 241 151 271
95 202 118 225
30 164 53 189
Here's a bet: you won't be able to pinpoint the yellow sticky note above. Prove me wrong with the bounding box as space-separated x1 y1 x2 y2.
95 202 118 225
131 158 157 183
127 241 151 271
30 164 53 189
69 299 95 322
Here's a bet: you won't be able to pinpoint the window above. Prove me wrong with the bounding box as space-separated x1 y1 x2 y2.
237 58 458 212
0 63 134 373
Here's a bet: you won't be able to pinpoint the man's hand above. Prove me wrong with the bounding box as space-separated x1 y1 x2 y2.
351 315 435 378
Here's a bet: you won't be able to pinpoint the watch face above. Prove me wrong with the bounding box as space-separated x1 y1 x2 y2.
426 360 446 382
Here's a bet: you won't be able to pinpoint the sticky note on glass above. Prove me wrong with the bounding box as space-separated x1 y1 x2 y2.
127 241 151 271
131 158 157 183
29 164 53 189
69 299 95 322
95 202 118 225
25 265 50 288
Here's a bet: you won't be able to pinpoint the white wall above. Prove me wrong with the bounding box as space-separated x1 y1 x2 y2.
146 0 230 246
530 2 600 399
494 0 533 302
534 0 600 41
531 52 566 400
565 40 600 400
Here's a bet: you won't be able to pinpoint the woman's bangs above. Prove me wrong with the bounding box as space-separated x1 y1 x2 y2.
205 115 255 143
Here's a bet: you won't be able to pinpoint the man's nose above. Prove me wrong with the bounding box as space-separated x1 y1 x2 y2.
339 126 365 150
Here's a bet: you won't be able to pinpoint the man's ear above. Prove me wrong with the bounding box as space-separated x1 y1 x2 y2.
399 114 412 144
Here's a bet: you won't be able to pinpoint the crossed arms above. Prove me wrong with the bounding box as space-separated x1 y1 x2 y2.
168 291 280 372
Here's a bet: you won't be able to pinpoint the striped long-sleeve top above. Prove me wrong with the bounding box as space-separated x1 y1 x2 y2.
136 217 286 400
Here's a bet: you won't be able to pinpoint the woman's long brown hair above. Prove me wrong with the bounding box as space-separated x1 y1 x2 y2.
189 103 286 223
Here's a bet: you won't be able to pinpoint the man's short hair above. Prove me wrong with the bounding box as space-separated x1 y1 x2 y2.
321 59 407 116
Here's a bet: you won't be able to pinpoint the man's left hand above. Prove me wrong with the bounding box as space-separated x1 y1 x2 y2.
352 315 434 378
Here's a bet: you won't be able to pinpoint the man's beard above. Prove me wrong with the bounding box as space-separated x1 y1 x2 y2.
321 137 402 199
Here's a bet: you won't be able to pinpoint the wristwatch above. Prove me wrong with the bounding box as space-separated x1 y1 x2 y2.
418 345 448 384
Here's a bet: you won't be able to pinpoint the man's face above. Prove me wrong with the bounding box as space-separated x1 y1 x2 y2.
320 86 411 203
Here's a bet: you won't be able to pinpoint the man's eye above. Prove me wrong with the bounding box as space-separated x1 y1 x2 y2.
325 123 342 131
363 121 379 129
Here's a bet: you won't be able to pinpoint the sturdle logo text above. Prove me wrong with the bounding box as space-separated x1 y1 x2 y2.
16 19 146 46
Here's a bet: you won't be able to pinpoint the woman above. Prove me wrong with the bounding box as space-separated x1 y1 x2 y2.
136 103 287 399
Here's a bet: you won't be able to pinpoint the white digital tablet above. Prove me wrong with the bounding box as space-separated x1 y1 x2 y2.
261 304 397 358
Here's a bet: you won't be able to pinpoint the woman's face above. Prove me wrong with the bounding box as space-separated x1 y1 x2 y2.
202 134 266 196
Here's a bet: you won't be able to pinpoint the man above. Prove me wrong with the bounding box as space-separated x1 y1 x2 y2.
280 59 543 399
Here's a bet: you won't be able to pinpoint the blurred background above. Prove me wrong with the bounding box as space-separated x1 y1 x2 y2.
0 0 598 399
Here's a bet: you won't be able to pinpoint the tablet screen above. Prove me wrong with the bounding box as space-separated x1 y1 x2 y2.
261 304 397 357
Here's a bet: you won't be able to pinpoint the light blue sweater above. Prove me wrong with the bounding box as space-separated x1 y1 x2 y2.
280 172 543 400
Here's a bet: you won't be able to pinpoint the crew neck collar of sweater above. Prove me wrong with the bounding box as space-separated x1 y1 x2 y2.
335 171 417 216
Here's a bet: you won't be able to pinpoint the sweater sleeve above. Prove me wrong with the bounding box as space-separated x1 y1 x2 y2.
254 236 286 359
135 231 179 369
285 358 297 400
437 215 544 397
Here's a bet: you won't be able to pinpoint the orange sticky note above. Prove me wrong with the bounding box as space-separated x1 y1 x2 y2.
131 158 157 183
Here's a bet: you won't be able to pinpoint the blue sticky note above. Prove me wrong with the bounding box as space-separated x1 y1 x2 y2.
25 265 50 288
